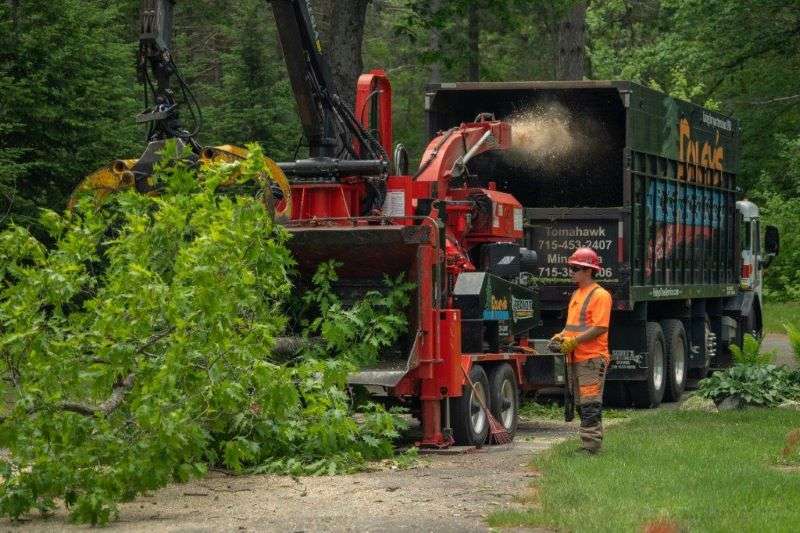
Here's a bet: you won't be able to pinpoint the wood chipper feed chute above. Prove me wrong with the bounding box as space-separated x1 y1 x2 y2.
286 222 437 389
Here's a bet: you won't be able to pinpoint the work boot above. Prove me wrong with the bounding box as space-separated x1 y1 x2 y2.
573 446 599 456
579 423 603 453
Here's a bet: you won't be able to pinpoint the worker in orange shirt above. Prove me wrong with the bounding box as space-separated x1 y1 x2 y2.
550 247 612 454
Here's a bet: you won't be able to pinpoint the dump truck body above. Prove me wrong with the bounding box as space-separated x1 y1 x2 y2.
426 81 772 407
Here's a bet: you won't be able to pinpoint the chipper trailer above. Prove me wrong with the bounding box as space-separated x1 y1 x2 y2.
265 0 546 448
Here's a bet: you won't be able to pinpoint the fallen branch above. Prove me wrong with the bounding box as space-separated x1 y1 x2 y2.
59 373 135 416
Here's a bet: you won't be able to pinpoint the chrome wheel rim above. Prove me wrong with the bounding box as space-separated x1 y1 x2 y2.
470 382 487 435
674 338 686 386
652 342 665 392
500 379 516 429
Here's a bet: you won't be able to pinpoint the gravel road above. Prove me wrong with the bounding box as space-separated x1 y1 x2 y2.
7 333 795 532
10 419 575 533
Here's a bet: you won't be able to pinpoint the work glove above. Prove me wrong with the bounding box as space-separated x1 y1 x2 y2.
559 337 579 354
547 333 564 353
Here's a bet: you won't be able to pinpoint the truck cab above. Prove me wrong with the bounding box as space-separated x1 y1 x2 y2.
736 199 780 337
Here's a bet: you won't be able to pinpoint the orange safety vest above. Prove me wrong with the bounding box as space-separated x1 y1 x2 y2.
563 283 612 362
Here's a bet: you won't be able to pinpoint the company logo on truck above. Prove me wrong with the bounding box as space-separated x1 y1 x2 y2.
545 226 607 237
678 118 725 185
483 295 510 320
511 295 534 321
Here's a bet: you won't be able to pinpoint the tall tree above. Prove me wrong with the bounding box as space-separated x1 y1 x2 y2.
428 0 443 85
467 1 480 81
556 0 587 80
313 0 370 108
0 0 139 228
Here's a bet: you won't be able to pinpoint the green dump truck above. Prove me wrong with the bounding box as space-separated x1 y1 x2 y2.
425 81 779 407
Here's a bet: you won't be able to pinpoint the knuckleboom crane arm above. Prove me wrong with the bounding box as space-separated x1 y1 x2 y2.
136 0 201 153
268 0 388 175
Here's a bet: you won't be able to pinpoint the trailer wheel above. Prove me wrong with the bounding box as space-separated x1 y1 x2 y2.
629 322 666 408
661 319 687 402
451 365 491 446
488 364 519 439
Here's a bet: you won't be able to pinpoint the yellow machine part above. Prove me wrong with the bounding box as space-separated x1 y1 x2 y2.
200 145 292 220
67 160 137 210
68 146 292 220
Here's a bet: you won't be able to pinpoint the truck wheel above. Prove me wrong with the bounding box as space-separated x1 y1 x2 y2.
451 364 490 446
744 308 762 340
686 315 713 389
661 319 687 402
629 322 666 408
488 363 519 439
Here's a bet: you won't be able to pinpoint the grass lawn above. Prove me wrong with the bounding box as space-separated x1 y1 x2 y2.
763 301 800 335
520 398 633 421
489 408 800 532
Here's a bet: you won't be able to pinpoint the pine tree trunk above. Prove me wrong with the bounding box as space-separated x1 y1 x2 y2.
428 0 442 85
555 1 586 80
467 1 480 81
313 0 369 109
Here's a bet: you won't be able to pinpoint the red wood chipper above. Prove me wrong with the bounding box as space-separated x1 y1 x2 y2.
262 1 543 448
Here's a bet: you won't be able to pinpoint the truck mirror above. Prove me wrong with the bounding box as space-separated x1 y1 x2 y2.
764 225 780 257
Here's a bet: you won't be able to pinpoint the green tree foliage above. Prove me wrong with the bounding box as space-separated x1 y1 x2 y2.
759 192 800 300
0 0 140 228
0 145 410 524
588 0 800 191
171 0 302 160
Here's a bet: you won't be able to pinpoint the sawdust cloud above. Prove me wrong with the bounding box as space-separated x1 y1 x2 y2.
504 102 606 174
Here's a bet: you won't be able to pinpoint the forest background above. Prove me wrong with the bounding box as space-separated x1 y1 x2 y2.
1 0 799 299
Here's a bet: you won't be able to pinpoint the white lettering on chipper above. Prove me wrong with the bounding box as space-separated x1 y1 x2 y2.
545 226 607 237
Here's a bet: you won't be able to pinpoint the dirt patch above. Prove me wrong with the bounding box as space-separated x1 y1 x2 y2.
4 420 575 533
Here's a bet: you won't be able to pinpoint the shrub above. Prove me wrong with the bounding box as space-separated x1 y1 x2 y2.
0 143 412 524
698 365 800 406
730 333 774 365
785 323 800 367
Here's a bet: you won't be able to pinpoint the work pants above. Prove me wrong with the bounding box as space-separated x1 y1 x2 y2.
570 356 607 452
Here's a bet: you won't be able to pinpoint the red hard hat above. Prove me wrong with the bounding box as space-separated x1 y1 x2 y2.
567 247 601 271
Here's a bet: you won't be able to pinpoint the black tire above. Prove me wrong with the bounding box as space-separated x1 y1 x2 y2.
744 306 762 340
629 322 667 408
661 319 688 402
451 365 491 446
686 315 712 389
488 363 519 439
603 381 629 407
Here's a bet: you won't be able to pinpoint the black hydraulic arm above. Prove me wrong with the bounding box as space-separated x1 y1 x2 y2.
268 0 387 168
269 0 338 157
137 0 201 152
